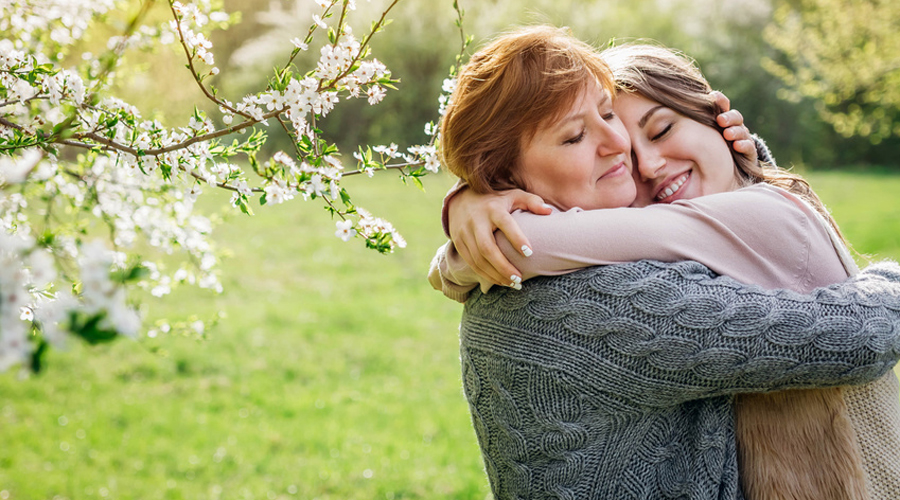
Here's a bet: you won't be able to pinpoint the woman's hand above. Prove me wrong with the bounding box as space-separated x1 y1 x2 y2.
712 91 758 164
448 187 552 288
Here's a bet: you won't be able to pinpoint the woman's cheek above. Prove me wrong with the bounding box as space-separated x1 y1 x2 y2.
630 168 654 207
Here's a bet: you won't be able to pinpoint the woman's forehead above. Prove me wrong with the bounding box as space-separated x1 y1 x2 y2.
543 80 610 125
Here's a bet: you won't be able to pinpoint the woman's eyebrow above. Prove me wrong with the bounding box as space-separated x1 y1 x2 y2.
638 105 666 128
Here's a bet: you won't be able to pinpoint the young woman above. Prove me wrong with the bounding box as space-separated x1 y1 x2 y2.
432 26 900 499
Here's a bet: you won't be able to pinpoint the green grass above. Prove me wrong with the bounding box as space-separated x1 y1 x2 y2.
1 169 898 500
805 169 900 262
0 172 487 500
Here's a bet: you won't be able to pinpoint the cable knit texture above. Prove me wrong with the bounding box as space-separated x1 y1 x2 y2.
460 260 900 500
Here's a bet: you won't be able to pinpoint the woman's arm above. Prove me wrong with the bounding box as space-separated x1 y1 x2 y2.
462 259 900 407
431 184 843 301
497 185 845 288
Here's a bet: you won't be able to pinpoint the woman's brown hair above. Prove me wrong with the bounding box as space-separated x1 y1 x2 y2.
440 26 615 194
602 43 845 241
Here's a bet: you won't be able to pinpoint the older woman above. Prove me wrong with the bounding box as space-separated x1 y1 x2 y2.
433 26 900 499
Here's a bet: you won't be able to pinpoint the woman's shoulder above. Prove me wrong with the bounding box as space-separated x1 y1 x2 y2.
736 182 811 208
685 182 805 210
667 182 814 226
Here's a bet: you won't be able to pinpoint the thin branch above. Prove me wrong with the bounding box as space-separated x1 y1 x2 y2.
66 106 280 157
318 0 401 92
275 114 306 160
343 162 419 177
85 0 156 99
0 94 50 109
275 1 339 78
0 116 25 131
166 0 247 118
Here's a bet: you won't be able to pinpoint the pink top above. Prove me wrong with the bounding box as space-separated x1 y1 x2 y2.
428 183 855 302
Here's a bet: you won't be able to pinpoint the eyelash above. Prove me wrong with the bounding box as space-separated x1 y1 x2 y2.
651 123 672 141
565 129 585 145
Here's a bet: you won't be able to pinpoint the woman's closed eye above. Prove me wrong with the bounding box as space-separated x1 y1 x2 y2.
650 123 673 141
564 128 585 145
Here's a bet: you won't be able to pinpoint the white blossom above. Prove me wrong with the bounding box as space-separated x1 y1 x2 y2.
20 307 34 322
264 181 292 205
0 149 42 184
366 85 386 105
335 219 356 241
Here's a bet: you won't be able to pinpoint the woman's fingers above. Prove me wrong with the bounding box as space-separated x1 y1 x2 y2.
717 109 744 131
491 212 532 284
454 212 524 287
712 90 731 113
509 190 552 216
446 188 545 289
457 236 502 287
713 104 759 164
474 230 522 289
476 207 526 287
732 139 756 155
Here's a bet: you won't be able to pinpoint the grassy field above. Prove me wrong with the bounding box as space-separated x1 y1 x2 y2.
805 169 900 263
1 169 899 500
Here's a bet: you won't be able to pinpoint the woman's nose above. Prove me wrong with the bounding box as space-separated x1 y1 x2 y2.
596 122 629 156
636 147 666 182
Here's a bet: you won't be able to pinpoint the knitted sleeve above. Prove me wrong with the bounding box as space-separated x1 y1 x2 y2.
754 133 777 168
462 260 900 409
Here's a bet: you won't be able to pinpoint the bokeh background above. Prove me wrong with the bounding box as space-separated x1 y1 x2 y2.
2 0 899 498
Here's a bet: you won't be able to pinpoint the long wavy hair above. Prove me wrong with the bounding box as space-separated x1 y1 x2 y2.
601 43 846 242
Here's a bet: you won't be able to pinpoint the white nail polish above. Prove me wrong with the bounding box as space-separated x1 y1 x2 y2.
521 245 533 257
510 275 522 283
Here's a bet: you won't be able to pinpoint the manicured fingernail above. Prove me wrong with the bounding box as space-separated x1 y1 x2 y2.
510 275 522 284
521 245 533 257
509 282 522 290
542 203 553 210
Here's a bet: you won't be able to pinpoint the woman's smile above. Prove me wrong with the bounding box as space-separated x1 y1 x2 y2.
599 161 630 182
654 170 691 202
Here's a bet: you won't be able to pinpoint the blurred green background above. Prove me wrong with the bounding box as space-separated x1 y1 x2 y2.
2 0 899 498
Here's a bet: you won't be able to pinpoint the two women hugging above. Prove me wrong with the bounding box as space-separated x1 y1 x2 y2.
429 26 900 500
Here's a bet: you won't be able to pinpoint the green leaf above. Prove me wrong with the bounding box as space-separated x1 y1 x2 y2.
237 194 253 215
30 338 48 373
69 311 119 345
339 188 352 207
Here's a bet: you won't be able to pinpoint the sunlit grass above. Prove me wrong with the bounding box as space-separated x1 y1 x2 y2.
1 169 898 499
0 172 488 500
806 169 900 262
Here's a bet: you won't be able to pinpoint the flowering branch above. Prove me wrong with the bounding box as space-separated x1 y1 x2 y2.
0 0 464 373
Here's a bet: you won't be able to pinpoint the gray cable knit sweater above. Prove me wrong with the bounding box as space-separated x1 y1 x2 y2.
460 260 900 500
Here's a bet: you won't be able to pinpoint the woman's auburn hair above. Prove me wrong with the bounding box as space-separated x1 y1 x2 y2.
601 42 846 242
440 25 614 194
